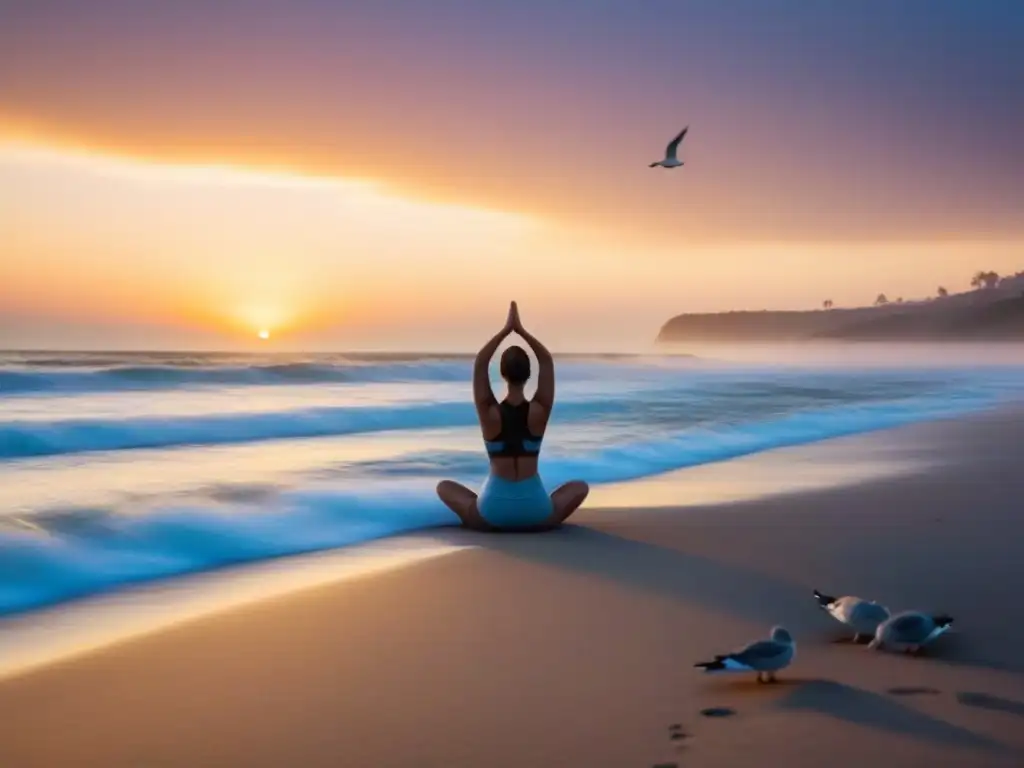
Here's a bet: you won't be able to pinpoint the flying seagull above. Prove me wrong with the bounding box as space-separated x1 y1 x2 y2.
649 126 688 169
694 626 796 683
869 611 954 654
814 589 891 643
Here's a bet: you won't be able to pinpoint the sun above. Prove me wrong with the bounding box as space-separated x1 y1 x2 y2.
258 329 271 340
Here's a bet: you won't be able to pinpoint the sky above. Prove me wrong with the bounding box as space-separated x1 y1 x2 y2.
1 0 1022 351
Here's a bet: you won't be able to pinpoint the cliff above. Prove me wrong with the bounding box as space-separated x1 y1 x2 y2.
656 280 1024 343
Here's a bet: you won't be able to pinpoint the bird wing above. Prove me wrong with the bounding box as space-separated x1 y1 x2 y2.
730 640 788 667
889 613 931 642
665 126 688 159
850 601 889 625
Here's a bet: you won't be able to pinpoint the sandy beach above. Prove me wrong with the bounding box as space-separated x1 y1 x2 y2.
2 410 1024 767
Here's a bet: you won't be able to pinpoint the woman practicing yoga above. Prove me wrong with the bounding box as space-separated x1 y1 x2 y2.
436 301 589 531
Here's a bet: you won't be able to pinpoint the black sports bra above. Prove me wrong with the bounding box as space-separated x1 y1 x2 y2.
484 400 543 458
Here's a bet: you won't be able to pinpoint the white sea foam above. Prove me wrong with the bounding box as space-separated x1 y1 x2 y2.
2 351 1023 616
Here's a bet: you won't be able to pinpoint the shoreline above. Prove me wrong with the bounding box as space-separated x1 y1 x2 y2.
0 536 468 682
3 408 1024 765
0 406 962 636
0 398 987 619
0 407 1009 676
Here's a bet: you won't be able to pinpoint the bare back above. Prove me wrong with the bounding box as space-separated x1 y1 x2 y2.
480 397 550 481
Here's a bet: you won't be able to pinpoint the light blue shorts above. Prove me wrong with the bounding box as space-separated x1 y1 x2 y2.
478 474 553 528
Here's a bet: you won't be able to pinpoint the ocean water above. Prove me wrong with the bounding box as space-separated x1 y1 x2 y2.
3 348 1024 617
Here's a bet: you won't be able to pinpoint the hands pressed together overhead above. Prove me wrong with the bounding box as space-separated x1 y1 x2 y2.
504 300 524 336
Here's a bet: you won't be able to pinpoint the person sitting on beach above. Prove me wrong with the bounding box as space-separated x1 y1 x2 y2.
436 301 589 531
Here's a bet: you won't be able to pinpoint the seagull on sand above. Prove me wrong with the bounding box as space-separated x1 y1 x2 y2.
694 626 796 684
813 589 891 643
869 611 954 654
649 126 688 169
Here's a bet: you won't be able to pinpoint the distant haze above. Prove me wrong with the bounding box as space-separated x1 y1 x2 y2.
1 1 1021 351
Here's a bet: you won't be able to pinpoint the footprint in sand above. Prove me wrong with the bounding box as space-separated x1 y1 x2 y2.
700 706 737 717
653 710 739 764
667 723 690 747
650 723 690 766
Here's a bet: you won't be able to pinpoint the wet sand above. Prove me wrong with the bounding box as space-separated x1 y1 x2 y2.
2 410 1024 766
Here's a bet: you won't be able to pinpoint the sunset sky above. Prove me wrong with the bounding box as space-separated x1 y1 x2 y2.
2 1 1022 351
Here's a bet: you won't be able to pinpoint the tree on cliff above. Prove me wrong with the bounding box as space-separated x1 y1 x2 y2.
971 270 1000 290
937 286 948 298
875 293 889 306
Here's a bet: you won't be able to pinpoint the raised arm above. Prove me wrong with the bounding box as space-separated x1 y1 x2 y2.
473 305 515 416
512 309 554 412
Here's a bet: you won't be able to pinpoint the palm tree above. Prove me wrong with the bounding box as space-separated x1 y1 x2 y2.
875 293 889 306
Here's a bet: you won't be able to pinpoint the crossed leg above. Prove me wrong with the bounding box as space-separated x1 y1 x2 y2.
436 478 590 533
546 480 589 526
436 480 496 532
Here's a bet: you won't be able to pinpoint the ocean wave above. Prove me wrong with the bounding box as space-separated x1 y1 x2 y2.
0 377 946 460
0 485 451 616
0 361 475 395
5 356 1024 617
0 398 624 459
0 351 715 396
0 400 476 459
0 351 709 396
344 391 1000 488
0 389 1007 616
